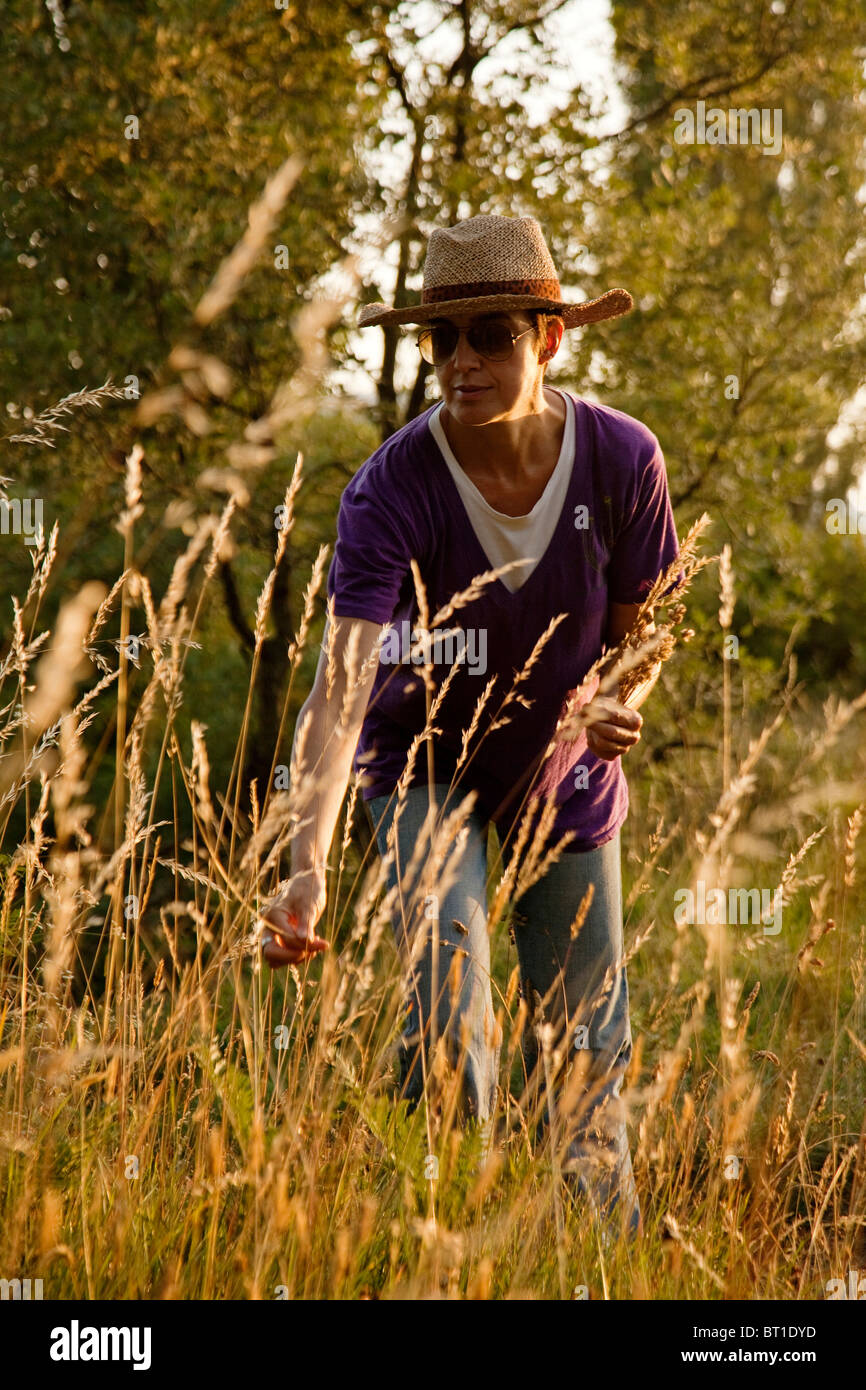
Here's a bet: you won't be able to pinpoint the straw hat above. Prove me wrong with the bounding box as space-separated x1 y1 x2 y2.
357 214 633 329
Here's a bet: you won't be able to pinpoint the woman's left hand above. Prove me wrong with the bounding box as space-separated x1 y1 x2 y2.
583 695 643 760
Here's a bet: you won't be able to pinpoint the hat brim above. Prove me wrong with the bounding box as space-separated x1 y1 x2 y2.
357 287 633 329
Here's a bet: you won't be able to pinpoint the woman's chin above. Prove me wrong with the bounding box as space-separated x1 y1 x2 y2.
445 391 499 424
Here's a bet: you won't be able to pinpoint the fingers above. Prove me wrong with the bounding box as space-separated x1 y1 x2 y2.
258 889 328 968
589 719 641 748
262 941 326 968
259 925 328 969
585 706 643 760
261 938 328 968
586 729 641 759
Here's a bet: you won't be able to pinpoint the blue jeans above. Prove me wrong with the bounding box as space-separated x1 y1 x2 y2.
366 782 640 1239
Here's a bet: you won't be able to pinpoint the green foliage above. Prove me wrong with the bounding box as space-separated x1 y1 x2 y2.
590 0 866 678
1 0 865 1305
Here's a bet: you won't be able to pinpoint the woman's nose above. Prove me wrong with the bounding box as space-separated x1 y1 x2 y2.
451 329 482 369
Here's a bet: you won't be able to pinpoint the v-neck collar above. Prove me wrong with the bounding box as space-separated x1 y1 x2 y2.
430 391 573 524
425 389 583 603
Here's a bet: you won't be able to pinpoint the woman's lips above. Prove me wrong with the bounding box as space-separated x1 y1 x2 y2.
454 385 488 396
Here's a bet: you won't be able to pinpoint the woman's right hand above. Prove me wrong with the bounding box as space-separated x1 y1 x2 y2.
258 868 328 969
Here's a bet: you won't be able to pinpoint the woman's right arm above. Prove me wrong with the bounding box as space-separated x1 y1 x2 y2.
259 613 384 968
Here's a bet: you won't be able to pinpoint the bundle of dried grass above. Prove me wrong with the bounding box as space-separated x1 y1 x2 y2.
554 512 712 748
524 514 711 805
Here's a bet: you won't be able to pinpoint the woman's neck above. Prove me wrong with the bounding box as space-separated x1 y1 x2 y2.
440 384 566 485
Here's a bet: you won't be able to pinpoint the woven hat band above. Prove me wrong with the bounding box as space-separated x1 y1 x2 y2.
421 277 562 305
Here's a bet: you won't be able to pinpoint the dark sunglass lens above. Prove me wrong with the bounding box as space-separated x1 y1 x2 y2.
472 321 514 360
430 324 459 364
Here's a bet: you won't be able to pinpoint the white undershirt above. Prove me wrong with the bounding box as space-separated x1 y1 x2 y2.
428 388 575 592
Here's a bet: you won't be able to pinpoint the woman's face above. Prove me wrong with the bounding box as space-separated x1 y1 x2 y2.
430 310 554 426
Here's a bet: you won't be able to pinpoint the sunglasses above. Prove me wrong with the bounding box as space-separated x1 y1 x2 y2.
416 319 535 366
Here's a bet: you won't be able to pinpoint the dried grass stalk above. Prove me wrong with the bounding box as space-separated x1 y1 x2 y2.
5 380 129 448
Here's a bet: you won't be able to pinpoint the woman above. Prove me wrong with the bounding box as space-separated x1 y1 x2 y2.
259 215 679 1241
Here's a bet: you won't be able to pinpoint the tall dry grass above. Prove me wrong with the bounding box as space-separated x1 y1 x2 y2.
0 161 864 1300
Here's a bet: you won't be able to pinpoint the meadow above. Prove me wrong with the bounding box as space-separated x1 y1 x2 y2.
1 101 864 1300
1 421 863 1301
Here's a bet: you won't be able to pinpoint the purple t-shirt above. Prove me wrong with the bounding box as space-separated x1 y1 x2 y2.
326 392 679 851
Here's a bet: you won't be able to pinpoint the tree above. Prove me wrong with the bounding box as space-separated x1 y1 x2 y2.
1 0 383 803
589 0 866 678
352 0 607 440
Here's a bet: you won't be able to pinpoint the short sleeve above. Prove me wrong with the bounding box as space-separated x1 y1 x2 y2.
326 473 419 625
606 443 679 605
